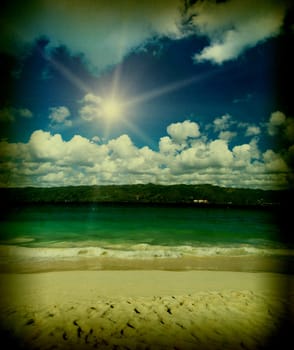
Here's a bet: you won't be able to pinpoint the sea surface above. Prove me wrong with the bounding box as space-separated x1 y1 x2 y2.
0 204 292 271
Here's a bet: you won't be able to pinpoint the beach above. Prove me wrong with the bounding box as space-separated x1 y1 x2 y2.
0 205 293 349
1 270 293 350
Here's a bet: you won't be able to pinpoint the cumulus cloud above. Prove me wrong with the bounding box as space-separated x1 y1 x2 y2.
188 0 287 64
268 111 294 142
29 130 66 161
218 131 237 141
108 134 137 159
159 136 183 155
1 116 293 189
232 144 252 168
79 93 104 121
209 114 237 141
91 136 101 143
167 120 200 143
1 0 183 72
173 138 234 172
18 108 33 118
0 107 33 123
213 114 233 132
268 111 286 135
2 0 287 72
263 149 289 173
285 119 294 142
236 122 262 137
49 106 72 127
245 125 261 137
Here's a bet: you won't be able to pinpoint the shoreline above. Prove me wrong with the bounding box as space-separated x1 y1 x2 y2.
1 200 282 210
0 254 292 274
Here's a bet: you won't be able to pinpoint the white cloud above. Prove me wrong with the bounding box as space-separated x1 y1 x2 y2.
188 0 287 64
64 134 107 166
268 110 286 135
49 106 72 127
91 136 101 143
218 131 237 141
263 150 289 173
285 118 294 142
209 139 234 167
248 138 261 160
233 144 253 168
2 0 289 74
83 94 102 105
175 138 234 171
245 125 261 137
211 115 237 140
42 171 66 184
29 130 65 161
18 108 33 118
0 116 293 189
79 93 103 121
213 114 232 132
107 134 137 159
0 140 27 160
267 111 294 142
0 107 33 123
159 136 183 155
3 0 183 72
167 120 200 143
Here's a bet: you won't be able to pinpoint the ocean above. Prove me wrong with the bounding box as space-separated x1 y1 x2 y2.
0 204 292 272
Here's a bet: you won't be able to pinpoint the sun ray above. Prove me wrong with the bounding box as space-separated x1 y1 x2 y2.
47 56 92 94
44 24 222 150
99 68 223 145
125 68 221 108
120 117 158 149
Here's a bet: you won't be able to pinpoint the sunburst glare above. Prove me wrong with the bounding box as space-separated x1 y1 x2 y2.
101 97 124 121
97 67 220 144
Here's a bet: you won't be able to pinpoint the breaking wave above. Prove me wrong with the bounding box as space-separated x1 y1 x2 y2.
0 241 292 263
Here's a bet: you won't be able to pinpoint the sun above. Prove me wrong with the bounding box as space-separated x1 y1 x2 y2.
101 97 123 121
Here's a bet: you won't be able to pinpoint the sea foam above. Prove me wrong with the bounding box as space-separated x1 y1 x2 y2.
0 242 292 264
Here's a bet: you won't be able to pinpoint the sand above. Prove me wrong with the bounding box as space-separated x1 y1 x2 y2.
0 271 293 350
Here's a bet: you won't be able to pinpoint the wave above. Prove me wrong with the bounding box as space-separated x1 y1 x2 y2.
0 242 292 263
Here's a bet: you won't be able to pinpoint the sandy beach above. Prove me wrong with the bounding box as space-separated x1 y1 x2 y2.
0 270 293 350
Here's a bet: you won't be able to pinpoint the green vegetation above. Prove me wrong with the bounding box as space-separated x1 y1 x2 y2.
0 184 289 207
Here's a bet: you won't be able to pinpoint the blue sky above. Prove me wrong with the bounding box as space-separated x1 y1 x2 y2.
0 0 293 189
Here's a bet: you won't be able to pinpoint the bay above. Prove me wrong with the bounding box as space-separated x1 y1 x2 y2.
0 204 282 248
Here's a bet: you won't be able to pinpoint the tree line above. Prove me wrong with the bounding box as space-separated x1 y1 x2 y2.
0 184 289 207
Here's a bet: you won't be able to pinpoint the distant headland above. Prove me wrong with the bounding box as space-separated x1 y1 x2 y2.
0 184 290 208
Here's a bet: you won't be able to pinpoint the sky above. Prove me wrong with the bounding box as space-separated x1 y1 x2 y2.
0 0 293 189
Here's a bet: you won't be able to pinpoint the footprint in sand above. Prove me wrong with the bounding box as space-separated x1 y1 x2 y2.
25 318 35 326
62 331 68 340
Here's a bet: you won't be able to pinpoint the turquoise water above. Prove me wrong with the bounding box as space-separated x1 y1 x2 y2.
0 205 282 251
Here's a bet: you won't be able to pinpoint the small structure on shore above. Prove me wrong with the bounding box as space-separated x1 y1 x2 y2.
193 199 209 204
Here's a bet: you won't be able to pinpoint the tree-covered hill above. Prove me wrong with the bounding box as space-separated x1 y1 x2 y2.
0 184 289 207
